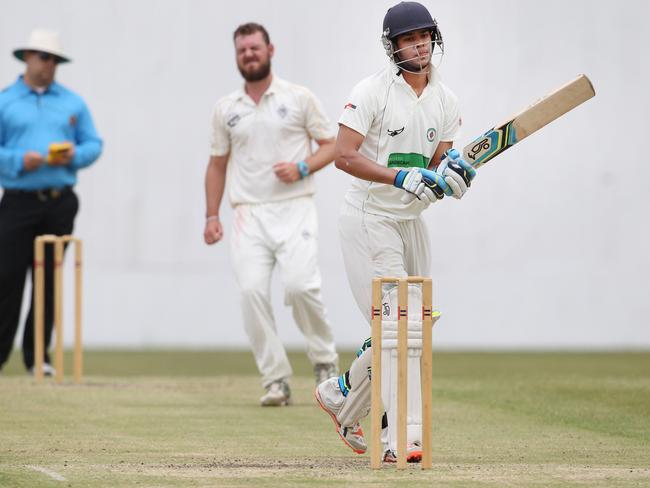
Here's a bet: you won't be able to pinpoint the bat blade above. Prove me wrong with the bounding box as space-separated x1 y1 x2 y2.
463 74 595 169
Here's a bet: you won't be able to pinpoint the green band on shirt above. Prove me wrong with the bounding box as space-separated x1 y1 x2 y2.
387 152 429 169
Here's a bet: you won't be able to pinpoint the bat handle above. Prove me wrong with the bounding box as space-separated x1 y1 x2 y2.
441 149 475 189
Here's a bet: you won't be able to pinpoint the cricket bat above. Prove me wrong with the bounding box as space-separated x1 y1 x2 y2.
463 74 595 169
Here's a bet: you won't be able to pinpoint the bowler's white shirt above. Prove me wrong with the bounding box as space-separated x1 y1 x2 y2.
338 65 461 219
210 76 334 206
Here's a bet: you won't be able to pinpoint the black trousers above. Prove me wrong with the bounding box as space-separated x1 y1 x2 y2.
0 188 78 370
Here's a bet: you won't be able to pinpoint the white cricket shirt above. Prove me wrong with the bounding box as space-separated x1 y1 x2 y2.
338 64 462 219
210 76 335 206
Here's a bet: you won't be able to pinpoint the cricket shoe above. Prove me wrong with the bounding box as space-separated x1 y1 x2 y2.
314 377 367 454
28 362 56 377
382 441 423 463
260 379 291 406
313 362 339 385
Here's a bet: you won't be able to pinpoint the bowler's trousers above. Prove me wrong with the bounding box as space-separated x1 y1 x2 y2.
0 187 78 370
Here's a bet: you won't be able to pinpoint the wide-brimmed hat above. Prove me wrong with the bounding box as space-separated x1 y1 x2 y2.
13 29 71 64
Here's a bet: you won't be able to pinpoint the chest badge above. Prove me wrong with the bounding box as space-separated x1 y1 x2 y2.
426 127 436 142
387 127 404 137
277 105 288 119
69 115 77 127
227 113 241 128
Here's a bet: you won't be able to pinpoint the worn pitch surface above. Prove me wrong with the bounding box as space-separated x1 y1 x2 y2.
1 351 649 487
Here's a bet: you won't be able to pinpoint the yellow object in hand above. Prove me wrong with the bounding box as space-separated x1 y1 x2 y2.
47 142 73 164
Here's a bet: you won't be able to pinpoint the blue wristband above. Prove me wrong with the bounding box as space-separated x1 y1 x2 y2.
297 161 310 179
393 169 408 188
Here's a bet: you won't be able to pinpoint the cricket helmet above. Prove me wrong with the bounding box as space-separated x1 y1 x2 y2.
381 2 444 71
383 1 437 40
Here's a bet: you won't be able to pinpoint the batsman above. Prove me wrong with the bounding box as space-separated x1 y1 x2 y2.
315 1 476 463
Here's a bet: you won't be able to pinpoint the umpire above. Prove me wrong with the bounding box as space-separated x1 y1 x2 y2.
0 30 102 375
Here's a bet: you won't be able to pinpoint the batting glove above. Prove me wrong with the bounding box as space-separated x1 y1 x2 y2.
436 148 476 199
394 167 449 204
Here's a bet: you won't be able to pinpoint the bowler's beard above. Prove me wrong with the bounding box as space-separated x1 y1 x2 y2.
238 58 272 82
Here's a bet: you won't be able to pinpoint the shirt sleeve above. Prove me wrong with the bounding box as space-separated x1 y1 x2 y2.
0 96 27 178
302 89 335 141
337 79 376 137
440 88 462 142
0 116 26 179
210 101 230 157
71 100 103 169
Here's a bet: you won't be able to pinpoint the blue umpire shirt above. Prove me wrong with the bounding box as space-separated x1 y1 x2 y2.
0 75 102 190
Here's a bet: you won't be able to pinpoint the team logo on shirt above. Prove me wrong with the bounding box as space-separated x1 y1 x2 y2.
382 302 390 317
426 127 436 142
69 115 77 127
227 113 241 128
344 102 357 110
387 127 404 137
277 104 288 119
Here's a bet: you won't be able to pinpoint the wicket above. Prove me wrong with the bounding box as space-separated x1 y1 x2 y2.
33 235 83 384
370 276 437 469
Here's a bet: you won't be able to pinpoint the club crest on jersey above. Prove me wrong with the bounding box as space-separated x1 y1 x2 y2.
387 127 404 137
227 113 240 128
344 102 357 110
426 127 436 142
277 104 288 118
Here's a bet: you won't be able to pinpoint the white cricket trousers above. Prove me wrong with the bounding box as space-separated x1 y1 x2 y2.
338 201 432 317
230 196 338 387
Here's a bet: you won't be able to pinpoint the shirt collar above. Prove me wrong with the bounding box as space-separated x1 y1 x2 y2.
389 62 440 89
16 75 61 95
236 73 278 102
265 75 280 95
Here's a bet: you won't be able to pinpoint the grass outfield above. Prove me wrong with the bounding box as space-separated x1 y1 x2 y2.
1 351 649 487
